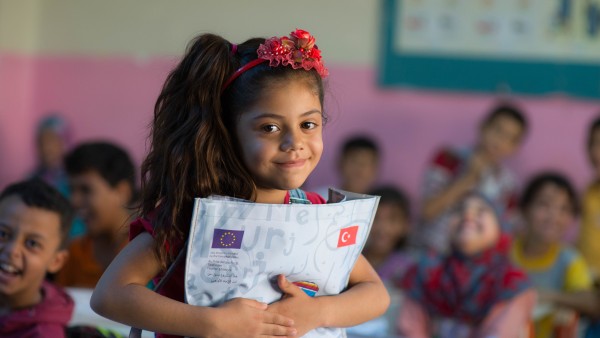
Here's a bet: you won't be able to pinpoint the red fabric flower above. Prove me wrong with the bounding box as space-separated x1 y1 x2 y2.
256 29 328 78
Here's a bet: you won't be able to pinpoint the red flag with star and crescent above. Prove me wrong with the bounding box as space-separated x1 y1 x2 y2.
337 225 358 248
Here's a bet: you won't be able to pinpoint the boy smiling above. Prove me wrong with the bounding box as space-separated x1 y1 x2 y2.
0 179 74 337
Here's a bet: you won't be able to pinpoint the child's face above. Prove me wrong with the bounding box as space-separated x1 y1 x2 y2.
236 80 323 199
0 195 67 307
478 115 524 164
37 129 66 169
365 203 408 256
450 195 500 256
524 183 574 246
340 149 378 194
589 128 600 175
69 170 130 236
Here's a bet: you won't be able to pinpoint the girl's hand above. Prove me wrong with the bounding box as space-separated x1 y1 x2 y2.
214 298 297 338
267 275 322 337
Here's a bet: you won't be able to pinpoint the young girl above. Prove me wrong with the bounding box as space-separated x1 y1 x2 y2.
511 172 598 338
90 29 389 338
398 191 535 338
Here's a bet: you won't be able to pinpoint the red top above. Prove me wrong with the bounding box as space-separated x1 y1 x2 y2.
0 281 74 338
129 191 325 338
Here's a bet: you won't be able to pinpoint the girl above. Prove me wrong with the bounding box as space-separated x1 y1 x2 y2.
512 172 598 338
398 191 535 338
90 29 389 338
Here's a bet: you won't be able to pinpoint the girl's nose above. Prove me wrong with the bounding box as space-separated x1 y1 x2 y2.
281 130 304 152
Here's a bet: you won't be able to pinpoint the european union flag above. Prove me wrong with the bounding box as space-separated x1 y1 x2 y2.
211 229 244 249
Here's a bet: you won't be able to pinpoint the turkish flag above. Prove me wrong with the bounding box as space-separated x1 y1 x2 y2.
337 225 359 248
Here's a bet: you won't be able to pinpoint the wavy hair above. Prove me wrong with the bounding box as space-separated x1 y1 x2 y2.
140 33 325 268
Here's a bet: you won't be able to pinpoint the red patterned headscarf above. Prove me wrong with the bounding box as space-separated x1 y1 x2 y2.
400 233 530 324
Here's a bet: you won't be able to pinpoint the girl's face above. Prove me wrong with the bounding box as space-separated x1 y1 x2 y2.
589 128 600 176
236 80 323 203
365 203 408 256
524 183 574 246
450 195 500 256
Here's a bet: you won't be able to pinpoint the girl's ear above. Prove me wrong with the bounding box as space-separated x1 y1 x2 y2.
47 249 69 274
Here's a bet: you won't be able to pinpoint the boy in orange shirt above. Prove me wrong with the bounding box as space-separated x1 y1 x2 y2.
56 142 135 288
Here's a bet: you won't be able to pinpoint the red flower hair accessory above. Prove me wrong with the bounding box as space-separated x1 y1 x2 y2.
257 29 328 77
222 29 328 91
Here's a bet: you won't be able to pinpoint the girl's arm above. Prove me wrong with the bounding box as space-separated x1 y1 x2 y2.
268 254 390 336
90 232 297 338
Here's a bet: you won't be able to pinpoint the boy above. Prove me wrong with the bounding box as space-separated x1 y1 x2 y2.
316 135 380 199
55 141 135 288
414 103 528 253
0 179 74 337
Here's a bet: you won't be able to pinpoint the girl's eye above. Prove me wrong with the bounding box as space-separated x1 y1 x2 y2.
25 239 40 250
301 122 318 130
261 124 280 133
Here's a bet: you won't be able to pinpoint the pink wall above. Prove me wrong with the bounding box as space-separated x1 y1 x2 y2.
1 55 599 209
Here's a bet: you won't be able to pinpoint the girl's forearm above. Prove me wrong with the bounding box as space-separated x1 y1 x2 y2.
92 283 217 337
314 278 390 327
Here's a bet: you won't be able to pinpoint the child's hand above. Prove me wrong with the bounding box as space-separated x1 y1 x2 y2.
214 298 297 338
466 151 490 180
267 275 322 337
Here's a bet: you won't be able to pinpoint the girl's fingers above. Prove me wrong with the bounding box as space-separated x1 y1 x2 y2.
261 324 297 337
265 312 295 327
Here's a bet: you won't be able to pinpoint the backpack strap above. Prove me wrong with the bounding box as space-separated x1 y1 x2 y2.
288 188 311 204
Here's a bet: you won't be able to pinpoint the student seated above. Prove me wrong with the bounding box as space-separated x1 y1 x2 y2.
348 185 414 337
0 179 74 337
511 172 597 338
315 135 380 199
55 141 135 288
398 191 535 338
414 103 528 254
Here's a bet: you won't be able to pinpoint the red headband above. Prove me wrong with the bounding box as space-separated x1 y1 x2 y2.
222 29 328 91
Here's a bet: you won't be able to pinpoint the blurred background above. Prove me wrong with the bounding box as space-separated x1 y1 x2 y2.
1 0 599 210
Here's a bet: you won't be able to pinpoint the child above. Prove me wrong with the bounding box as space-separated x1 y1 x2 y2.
332 136 380 195
347 185 413 337
399 191 535 338
413 104 528 254
29 115 72 197
55 141 135 288
0 179 74 337
511 172 598 338
579 116 600 281
90 29 389 338
363 185 412 281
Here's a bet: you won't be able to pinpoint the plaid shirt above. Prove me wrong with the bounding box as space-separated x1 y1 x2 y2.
412 147 519 253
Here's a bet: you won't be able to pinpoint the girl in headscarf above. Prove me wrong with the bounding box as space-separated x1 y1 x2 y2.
398 191 536 338
30 115 72 196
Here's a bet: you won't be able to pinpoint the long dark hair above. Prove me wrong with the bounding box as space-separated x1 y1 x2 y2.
140 33 325 267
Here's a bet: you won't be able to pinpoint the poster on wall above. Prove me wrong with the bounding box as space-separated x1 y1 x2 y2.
381 0 600 98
